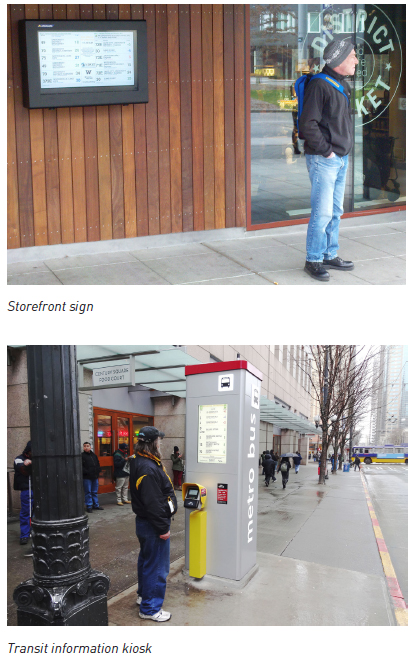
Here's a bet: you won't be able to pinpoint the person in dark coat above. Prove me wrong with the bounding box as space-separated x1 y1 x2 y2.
277 456 292 489
354 455 361 471
269 449 278 472
113 442 131 506
130 426 178 623
82 442 104 512
263 454 276 486
13 441 33 544
170 446 184 490
293 451 302 474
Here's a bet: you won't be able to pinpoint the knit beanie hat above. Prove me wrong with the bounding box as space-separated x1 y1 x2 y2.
323 39 354 68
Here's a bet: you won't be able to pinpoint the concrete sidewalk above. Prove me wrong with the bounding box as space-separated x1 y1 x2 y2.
7 211 405 285
7 463 397 625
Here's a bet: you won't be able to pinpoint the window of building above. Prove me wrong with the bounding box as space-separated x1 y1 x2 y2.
308 12 320 32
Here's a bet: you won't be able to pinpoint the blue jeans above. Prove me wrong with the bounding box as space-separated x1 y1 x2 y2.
83 478 99 508
305 153 349 262
20 490 33 538
136 517 170 616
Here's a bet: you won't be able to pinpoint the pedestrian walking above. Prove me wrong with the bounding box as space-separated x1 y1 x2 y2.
300 40 358 281
113 442 131 506
170 446 184 490
13 441 33 545
263 453 276 487
293 451 302 474
269 449 278 476
354 455 361 471
129 426 178 622
82 442 104 512
277 456 291 489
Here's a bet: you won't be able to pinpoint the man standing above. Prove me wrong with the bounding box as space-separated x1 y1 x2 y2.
82 441 104 513
130 426 177 622
300 40 358 281
13 441 33 545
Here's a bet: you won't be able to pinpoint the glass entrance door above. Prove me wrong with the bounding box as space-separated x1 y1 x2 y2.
95 414 114 493
94 409 154 493
249 4 405 226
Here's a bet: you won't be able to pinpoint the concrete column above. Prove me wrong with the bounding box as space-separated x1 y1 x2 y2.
280 429 297 454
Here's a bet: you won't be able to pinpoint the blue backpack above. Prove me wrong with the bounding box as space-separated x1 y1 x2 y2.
294 72 349 135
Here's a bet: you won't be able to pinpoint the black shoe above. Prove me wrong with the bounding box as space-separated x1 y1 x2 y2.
86 507 93 512
20 537 29 545
93 506 104 511
304 261 330 281
323 256 354 271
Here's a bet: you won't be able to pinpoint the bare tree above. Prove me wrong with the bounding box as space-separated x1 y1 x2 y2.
305 346 382 484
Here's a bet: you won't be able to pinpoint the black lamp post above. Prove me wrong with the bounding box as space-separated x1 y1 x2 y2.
13 345 109 626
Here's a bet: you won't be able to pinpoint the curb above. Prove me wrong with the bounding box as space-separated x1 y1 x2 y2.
360 471 408 626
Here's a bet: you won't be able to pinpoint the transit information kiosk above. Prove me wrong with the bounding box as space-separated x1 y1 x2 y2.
184 360 263 581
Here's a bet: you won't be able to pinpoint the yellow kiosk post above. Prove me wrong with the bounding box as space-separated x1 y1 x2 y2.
182 483 207 579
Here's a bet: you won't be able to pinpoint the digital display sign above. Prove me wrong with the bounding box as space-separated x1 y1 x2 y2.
38 31 135 89
19 20 148 109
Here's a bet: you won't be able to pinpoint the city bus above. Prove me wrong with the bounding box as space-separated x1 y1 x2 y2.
351 444 408 465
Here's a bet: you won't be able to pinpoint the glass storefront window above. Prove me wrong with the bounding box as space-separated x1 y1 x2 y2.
250 4 405 226
117 416 130 449
97 414 112 457
132 416 152 448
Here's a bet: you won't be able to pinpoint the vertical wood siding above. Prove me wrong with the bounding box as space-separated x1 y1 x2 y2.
7 4 246 249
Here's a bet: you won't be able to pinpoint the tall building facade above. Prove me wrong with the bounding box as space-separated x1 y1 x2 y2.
370 345 408 445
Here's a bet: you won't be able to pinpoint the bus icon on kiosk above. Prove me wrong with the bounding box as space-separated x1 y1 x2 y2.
218 374 233 391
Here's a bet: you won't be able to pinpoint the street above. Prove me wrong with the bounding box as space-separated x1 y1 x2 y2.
362 464 408 603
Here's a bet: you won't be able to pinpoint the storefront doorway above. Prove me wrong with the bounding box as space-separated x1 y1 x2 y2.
249 4 406 227
94 408 154 493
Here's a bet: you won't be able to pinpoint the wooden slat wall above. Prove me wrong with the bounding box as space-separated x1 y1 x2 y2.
7 4 247 249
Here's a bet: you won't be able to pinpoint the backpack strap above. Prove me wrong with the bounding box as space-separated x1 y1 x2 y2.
311 72 349 104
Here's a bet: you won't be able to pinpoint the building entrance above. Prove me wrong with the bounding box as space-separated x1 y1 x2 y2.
93 408 153 493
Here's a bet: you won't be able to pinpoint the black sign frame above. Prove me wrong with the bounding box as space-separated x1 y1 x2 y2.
19 20 148 109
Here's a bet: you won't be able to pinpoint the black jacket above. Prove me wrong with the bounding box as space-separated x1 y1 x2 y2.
82 451 101 480
263 457 276 476
299 65 353 157
14 447 32 491
113 449 129 479
293 454 302 465
130 452 178 535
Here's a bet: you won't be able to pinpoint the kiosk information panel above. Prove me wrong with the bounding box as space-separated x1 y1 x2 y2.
198 404 227 464
19 20 148 108
185 361 263 581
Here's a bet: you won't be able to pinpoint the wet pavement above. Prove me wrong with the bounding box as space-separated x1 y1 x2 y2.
362 464 408 604
8 464 400 625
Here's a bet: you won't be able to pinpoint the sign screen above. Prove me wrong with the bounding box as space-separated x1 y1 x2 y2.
198 404 228 464
38 31 135 89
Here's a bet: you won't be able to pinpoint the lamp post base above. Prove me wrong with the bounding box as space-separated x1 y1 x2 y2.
14 570 110 626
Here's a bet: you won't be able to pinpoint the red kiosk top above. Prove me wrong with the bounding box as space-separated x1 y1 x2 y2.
185 360 263 381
